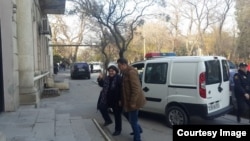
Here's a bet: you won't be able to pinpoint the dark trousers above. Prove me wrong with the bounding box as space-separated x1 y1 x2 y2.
236 96 250 120
99 105 112 123
113 106 122 131
99 105 122 131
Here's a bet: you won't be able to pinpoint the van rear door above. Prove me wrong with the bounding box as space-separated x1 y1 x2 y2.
204 58 231 114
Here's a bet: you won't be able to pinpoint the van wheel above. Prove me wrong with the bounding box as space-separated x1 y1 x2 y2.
165 106 189 128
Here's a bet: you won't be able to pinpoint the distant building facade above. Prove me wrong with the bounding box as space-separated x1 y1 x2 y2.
0 0 66 112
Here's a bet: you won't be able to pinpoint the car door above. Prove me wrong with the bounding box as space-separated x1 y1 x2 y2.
205 59 231 113
141 61 169 114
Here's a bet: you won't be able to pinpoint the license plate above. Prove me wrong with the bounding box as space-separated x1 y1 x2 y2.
208 102 220 111
79 69 85 72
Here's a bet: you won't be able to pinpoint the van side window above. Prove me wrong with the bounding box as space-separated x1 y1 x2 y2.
145 63 167 84
205 60 221 84
222 60 230 81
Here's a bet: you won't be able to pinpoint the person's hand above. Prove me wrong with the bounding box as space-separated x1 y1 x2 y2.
244 93 250 100
98 73 103 79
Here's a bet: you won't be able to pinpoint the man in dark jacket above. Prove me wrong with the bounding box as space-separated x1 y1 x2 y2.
233 62 250 123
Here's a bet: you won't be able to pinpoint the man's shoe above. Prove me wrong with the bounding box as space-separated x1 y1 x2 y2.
130 130 143 135
103 121 113 126
112 131 121 136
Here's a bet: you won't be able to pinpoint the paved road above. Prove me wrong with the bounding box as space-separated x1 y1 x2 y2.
41 70 250 141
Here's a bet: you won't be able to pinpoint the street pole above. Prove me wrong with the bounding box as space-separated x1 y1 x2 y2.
143 37 146 60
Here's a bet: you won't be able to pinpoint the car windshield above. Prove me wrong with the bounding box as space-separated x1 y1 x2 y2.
74 63 88 69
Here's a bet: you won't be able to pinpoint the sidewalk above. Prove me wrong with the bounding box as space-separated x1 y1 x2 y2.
0 105 109 141
0 72 110 141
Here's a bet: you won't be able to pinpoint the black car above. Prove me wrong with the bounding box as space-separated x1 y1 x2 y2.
70 62 91 79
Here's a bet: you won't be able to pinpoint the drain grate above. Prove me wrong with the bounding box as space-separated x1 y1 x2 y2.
42 88 60 98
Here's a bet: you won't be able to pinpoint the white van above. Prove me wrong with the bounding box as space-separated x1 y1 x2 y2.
131 56 233 127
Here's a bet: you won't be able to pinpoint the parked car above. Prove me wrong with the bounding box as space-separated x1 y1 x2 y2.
228 60 237 92
131 56 233 127
228 60 237 74
90 62 102 73
227 60 238 110
70 62 91 79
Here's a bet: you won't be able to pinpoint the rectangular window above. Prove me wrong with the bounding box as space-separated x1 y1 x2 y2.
222 60 230 81
205 60 221 85
145 63 167 84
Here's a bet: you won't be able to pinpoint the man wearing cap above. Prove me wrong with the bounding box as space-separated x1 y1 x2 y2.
233 62 250 123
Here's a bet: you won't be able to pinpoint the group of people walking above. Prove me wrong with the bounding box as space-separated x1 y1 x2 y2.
233 62 250 123
97 58 146 141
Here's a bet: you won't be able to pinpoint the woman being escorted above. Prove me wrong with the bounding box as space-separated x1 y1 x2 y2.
97 65 123 136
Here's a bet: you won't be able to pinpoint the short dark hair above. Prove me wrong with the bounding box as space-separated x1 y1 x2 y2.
117 58 128 65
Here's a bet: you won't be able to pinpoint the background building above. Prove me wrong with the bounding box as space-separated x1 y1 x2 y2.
0 0 66 112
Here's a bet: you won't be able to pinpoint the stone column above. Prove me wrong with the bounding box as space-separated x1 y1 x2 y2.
17 0 37 105
49 46 54 77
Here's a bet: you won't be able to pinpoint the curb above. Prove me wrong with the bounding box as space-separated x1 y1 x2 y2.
92 118 112 141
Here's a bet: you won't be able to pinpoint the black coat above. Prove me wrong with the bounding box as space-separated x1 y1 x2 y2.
97 74 122 109
233 70 250 99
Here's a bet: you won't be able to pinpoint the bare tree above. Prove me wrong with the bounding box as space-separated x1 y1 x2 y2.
214 0 233 55
181 0 220 55
98 25 117 74
50 14 87 63
235 0 250 60
180 1 199 55
70 0 159 58
165 0 183 52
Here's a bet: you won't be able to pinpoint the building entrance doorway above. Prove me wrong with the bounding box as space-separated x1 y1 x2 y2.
0 21 4 112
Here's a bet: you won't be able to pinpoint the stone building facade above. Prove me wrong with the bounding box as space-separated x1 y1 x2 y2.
0 0 66 112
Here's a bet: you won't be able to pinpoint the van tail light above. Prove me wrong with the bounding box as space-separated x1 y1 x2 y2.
199 72 206 98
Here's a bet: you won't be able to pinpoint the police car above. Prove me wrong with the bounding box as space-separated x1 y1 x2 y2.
131 53 233 127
